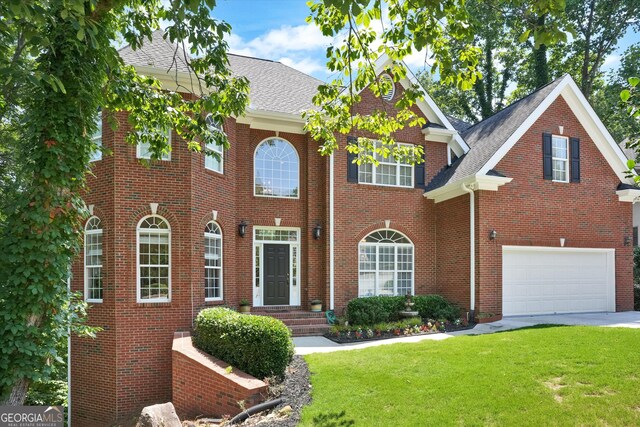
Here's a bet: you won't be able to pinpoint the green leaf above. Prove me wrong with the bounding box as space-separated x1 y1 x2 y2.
629 77 640 88
621 90 631 102
76 29 84 41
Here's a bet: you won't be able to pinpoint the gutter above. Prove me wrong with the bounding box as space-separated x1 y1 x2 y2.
329 153 335 310
461 183 475 320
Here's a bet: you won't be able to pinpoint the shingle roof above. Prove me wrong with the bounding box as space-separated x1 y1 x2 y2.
118 30 323 115
118 30 191 73
426 77 565 191
445 115 473 132
228 54 323 115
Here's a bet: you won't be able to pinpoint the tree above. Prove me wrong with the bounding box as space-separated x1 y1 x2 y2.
515 0 640 100
417 0 528 123
591 44 640 143
0 0 249 404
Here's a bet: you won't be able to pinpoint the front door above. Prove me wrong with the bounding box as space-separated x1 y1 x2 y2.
264 244 290 305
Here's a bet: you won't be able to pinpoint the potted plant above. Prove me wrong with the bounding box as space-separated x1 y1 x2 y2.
310 299 322 312
238 299 251 313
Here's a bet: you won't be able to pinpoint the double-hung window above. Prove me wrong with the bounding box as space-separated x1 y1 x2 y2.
552 135 569 182
358 230 414 297
204 221 223 300
137 128 172 161
137 215 171 302
84 216 103 302
358 141 414 187
204 114 224 173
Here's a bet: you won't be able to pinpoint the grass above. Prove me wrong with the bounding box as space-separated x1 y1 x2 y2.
300 326 640 426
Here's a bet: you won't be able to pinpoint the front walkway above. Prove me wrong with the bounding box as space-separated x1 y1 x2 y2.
293 311 640 355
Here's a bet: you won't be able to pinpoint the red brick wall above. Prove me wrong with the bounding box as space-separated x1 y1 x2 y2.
475 95 634 318
435 195 471 313
330 82 449 310
172 333 266 419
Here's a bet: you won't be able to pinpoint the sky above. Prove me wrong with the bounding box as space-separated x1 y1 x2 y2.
211 0 640 82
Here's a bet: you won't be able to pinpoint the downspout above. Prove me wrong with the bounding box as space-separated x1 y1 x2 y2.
67 274 71 426
329 153 335 310
461 183 475 320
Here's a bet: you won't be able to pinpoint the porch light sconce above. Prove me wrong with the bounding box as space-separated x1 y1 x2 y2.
313 224 322 240
238 220 248 237
624 236 632 246
489 230 497 240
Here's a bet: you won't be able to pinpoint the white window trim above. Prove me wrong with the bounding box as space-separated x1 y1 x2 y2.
136 128 172 161
90 110 103 162
253 137 300 199
358 229 414 297
358 141 415 188
136 215 171 303
204 222 223 301
84 216 103 303
205 142 224 174
252 226 301 307
379 73 395 102
552 135 569 183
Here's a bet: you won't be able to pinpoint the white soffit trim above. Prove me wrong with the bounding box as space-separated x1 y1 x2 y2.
236 108 306 134
425 175 513 203
616 188 640 202
477 75 633 184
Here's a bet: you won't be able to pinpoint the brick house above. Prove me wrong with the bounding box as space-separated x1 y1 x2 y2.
70 32 638 425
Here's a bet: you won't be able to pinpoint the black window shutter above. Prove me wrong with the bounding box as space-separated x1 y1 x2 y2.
414 148 426 188
570 137 580 183
346 136 358 182
542 133 553 180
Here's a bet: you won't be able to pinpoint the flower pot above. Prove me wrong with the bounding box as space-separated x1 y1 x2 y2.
310 303 322 312
239 305 251 313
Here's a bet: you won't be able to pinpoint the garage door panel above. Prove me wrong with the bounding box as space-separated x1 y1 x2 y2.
502 247 615 316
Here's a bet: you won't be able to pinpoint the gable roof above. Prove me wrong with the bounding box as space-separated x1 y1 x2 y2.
446 115 473 132
119 30 322 116
434 78 563 187
426 74 634 198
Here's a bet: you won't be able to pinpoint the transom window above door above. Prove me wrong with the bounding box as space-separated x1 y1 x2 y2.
254 137 299 198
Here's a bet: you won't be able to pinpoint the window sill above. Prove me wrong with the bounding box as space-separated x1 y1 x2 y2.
356 181 417 190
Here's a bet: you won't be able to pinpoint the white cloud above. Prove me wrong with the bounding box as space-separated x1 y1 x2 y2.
226 24 332 77
279 57 325 75
603 54 622 67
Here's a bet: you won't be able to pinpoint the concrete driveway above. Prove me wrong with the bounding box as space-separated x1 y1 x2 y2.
293 311 640 355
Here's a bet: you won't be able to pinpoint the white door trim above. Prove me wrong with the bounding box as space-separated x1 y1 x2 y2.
252 226 301 307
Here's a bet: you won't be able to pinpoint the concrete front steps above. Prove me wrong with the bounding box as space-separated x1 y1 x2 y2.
252 307 330 337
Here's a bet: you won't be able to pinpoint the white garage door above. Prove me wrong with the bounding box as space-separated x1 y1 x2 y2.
502 246 615 316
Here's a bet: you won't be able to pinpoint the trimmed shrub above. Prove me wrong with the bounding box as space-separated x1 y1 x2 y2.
345 296 405 325
193 308 294 380
413 295 460 322
635 284 640 311
346 295 460 326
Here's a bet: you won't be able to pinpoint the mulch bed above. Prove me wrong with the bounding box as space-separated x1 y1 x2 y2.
323 323 476 344
240 355 311 426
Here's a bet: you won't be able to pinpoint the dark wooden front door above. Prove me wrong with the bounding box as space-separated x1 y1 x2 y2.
264 244 290 305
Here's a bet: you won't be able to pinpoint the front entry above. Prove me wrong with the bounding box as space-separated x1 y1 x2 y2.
264 244 290 305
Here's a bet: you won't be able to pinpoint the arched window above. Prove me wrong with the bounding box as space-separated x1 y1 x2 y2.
254 137 299 198
137 215 171 302
358 229 414 297
204 221 223 300
85 216 103 302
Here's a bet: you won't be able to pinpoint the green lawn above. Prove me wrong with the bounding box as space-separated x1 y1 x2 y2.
301 326 640 426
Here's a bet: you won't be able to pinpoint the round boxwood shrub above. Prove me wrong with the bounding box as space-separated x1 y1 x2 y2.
193 307 294 380
346 295 460 326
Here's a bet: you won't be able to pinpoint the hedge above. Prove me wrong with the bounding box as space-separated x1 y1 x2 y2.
193 308 294 380
634 284 640 311
345 295 460 326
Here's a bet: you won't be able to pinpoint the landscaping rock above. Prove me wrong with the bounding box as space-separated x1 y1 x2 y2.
137 402 181 427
